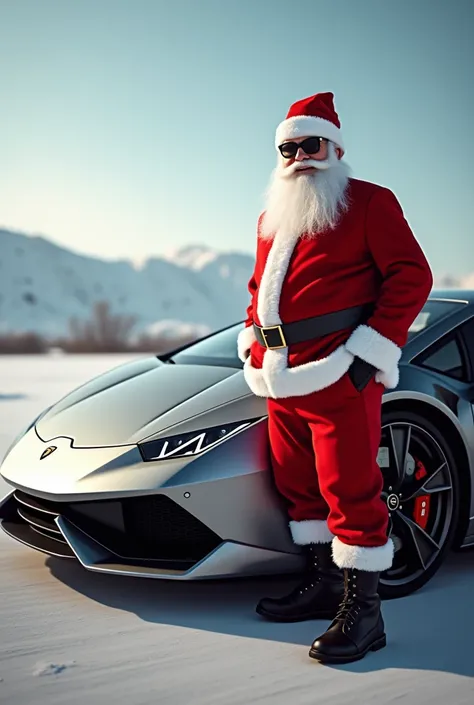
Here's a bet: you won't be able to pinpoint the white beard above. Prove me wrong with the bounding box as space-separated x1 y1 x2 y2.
260 146 352 240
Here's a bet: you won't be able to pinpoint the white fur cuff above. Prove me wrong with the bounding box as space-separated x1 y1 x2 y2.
289 519 334 545
345 324 401 374
332 536 394 572
237 325 257 362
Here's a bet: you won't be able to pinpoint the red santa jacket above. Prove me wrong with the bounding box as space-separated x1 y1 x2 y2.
238 178 433 398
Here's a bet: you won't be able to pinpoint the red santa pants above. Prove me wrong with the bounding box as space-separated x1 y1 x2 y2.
267 370 391 565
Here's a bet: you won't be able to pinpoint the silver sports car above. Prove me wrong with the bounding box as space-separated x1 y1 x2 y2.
1 288 473 599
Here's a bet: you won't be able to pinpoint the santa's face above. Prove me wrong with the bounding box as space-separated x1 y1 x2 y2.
260 138 351 240
278 135 332 174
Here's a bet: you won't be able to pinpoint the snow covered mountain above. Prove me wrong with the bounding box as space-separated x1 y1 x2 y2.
1 228 471 340
435 272 474 289
0 229 255 337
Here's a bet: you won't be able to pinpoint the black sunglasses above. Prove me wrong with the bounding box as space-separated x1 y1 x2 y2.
278 136 325 159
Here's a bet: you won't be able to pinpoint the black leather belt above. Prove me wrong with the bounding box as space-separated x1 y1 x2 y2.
253 303 374 350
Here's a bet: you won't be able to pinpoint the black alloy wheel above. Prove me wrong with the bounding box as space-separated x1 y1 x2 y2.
378 409 461 599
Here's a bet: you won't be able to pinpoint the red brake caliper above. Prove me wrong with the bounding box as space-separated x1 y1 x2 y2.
413 459 430 529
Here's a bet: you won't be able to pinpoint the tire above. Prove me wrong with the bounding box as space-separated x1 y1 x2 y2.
377 408 461 600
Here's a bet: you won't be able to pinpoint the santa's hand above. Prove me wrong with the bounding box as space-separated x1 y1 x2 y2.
237 325 257 363
375 366 399 389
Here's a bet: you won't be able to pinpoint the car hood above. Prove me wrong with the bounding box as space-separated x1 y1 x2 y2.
36 357 247 447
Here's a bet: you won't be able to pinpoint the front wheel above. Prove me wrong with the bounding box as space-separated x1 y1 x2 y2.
377 409 461 600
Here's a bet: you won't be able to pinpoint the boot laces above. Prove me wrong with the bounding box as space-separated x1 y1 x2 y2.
335 571 361 630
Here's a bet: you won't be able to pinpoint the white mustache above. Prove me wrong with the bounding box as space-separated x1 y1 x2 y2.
281 157 332 178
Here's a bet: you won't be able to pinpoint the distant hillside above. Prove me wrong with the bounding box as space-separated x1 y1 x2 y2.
0 229 255 337
0 228 472 339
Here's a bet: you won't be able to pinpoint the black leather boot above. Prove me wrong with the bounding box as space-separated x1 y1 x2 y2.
309 568 386 663
256 543 345 622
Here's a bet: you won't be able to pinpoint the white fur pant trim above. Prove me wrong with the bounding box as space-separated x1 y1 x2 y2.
243 344 355 398
289 519 334 545
331 536 394 572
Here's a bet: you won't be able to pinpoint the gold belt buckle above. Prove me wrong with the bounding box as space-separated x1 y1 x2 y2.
261 325 287 349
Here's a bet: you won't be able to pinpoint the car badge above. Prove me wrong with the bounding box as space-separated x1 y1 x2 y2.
40 446 57 460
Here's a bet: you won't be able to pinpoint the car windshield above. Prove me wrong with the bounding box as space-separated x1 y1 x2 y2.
169 299 465 368
169 324 244 368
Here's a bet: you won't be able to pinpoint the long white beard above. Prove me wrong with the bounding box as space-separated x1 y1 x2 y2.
260 148 352 239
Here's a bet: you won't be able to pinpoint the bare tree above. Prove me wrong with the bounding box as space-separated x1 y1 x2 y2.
65 301 137 352
0 332 47 354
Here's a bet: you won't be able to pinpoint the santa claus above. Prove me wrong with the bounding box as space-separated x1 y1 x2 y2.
238 92 433 663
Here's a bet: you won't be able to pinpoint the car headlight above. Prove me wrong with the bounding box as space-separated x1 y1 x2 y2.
138 419 260 461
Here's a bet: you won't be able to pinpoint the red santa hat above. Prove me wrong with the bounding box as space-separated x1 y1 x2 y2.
275 92 344 154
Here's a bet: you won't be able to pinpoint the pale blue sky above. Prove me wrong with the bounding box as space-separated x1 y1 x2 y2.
1 0 473 278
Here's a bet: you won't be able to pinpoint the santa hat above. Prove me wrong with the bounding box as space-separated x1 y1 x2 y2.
275 92 344 154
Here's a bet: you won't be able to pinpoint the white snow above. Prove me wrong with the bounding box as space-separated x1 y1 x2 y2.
143 319 211 339
163 244 220 270
0 230 254 337
1 355 474 704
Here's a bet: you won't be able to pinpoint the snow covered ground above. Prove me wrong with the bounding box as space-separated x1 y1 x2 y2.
1 355 473 704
